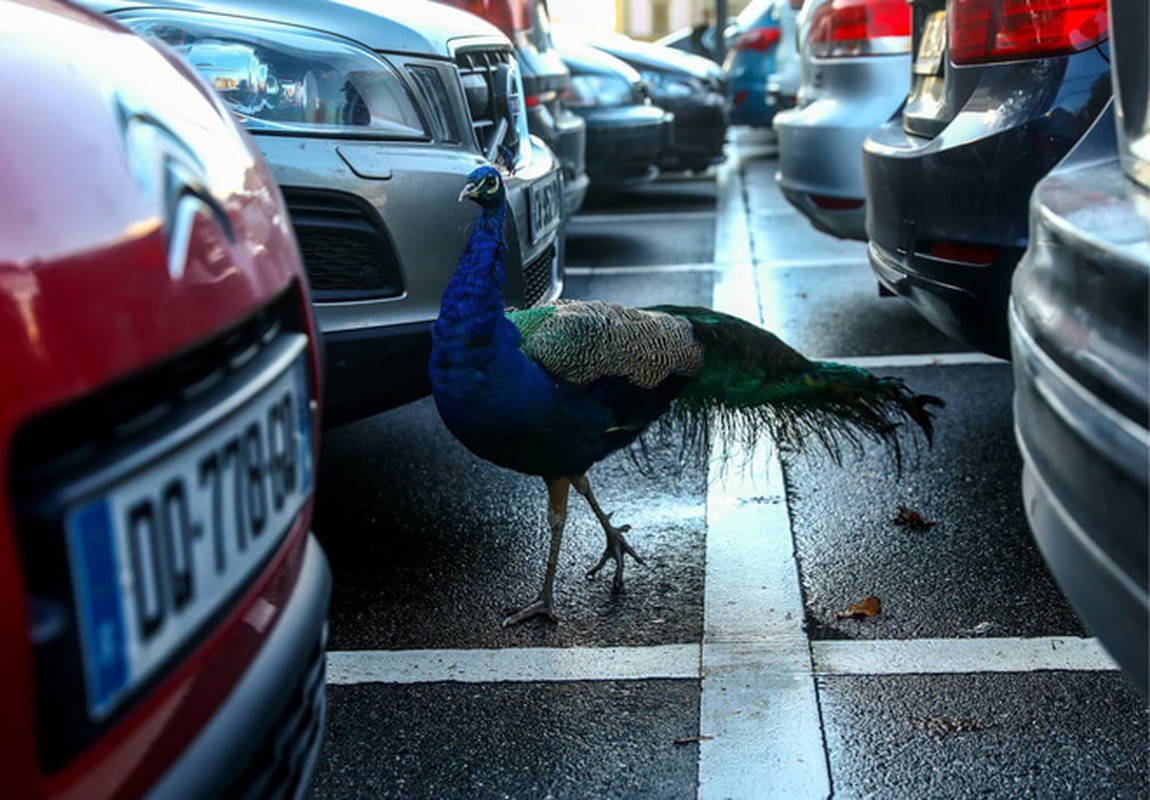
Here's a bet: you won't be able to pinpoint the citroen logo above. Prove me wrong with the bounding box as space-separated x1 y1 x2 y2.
113 92 234 282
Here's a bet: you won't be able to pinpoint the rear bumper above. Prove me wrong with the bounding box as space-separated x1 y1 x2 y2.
867 238 1021 357
1009 116 1149 698
774 54 907 241
150 534 332 798
1013 318 1148 699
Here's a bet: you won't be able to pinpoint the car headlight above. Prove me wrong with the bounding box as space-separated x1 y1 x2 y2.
117 11 427 139
640 70 700 100
564 73 636 109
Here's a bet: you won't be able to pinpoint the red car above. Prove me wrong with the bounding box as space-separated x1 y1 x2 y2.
0 1 330 796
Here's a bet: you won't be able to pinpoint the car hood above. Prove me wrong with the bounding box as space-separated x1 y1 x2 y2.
77 0 507 56
557 36 642 83
580 30 722 79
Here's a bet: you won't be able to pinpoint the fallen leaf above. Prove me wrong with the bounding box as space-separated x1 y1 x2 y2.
837 595 882 619
910 715 992 737
892 505 936 529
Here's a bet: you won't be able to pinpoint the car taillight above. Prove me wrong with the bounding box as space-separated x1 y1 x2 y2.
734 27 782 51
808 0 912 58
810 194 865 210
949 0 1108 65
927 241 1000 265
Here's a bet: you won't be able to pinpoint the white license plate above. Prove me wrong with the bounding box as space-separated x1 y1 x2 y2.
529 170 562 244
65 343 314 719
914 11 948 76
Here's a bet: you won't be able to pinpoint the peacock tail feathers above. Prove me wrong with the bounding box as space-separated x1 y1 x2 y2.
647 304 944 470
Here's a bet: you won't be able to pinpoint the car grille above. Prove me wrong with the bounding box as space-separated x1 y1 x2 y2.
455 46 518 163
11 288 314 771
523 243 556 307
230 627 327 800
280 188 404 301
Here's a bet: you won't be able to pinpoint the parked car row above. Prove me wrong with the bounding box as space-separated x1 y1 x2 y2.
764 0 1146 699
0 0 732 796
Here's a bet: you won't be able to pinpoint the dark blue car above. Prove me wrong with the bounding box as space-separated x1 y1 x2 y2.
863 0 1111 358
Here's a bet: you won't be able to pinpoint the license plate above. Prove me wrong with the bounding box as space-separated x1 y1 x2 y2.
65 341 314 719
529 170 562 244
913 11 947 76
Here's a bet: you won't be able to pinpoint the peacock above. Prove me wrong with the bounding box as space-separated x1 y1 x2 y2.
430 165 943 627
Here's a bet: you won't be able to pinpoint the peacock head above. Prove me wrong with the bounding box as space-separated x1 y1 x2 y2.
459 165 506 210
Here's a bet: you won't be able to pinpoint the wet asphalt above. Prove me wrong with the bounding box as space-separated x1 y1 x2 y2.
308 131 1148 798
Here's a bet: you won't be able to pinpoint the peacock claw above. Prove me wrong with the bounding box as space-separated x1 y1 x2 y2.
585 522 643 592
501 598 558 627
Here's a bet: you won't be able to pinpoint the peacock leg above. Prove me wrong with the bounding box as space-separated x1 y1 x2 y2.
502 477 571 627
573 473 644 592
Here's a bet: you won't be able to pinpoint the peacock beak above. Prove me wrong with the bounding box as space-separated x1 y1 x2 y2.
458 182 477 202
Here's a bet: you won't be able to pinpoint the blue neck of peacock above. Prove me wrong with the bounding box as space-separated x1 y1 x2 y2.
437 202 511 333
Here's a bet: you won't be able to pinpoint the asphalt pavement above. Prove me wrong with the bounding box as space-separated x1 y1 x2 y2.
309 130 1149 799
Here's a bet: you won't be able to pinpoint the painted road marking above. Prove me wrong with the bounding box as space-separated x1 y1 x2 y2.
565 263 721 276
698 145 831 800
812 637 1119 675
327 644 699 685
325 638 1118 685
571 210 718 225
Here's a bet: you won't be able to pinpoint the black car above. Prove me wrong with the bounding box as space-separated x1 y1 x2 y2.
580 30 728 174
862 0 1111 357
557 38 672 197
1010 0 1148 699
438 0 590 215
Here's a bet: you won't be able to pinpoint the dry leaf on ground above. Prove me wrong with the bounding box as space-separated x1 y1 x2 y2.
837 595 882 619
892 505 936 529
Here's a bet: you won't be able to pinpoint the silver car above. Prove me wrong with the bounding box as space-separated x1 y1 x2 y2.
773 0 911 240
84 0 565 427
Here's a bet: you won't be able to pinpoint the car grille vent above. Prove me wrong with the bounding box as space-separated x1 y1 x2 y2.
523 243 556 307
12 288 306 485
229 627 327 800
455 47 517 162
280 188 405 301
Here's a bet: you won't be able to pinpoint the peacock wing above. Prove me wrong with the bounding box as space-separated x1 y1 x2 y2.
506 300 705 389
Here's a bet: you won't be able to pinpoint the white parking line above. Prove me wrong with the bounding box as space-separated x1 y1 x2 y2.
571 210 717 225
324 636 1118 686
812 637 1119 675
326 644 699 685
697 148 832 800
565 263 721 276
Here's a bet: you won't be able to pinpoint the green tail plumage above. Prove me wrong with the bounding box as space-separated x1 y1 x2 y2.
646 305 944 469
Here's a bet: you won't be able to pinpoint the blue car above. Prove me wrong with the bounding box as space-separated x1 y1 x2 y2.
722 0 787 127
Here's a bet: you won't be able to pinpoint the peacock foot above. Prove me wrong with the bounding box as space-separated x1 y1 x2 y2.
585 514 644 592
501 597 558 627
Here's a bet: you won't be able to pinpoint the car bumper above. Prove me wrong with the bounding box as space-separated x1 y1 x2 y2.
658 95 728 171
150 534 332 798
774 54 908 241
579 105 670 191
862 51 1109 357
1009 125 1149 699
